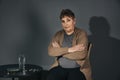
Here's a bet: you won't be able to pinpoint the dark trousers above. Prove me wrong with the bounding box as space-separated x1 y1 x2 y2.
46 66 86 80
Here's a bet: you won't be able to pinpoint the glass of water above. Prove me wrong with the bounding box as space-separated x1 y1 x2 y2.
18 54 26 75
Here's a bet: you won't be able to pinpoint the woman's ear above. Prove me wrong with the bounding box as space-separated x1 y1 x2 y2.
74 18 76 25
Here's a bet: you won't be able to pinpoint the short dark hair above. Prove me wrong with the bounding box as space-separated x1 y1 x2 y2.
59 9 75 20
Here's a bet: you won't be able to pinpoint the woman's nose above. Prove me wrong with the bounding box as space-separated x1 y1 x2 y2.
64 22 68 26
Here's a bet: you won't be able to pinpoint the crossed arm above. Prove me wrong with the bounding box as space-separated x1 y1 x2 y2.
48 30 88 60
52 41 85 53
48 41 87 60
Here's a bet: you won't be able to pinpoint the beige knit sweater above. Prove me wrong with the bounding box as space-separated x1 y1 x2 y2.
48 27 92 80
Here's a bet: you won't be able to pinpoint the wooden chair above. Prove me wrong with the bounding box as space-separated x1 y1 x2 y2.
81 42 92 68
87 42 92 59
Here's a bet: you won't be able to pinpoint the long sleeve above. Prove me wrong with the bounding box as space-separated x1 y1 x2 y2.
48 47 68 57
63 30 88 60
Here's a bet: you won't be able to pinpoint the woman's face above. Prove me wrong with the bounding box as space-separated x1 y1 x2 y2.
61 16 76 34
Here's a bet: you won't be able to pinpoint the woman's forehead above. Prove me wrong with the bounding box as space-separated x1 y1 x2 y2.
61 16 73 20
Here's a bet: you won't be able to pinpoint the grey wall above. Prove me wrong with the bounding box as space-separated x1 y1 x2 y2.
0 0 120 80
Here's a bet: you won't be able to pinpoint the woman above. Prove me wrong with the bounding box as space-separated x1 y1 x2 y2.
47 9 92 80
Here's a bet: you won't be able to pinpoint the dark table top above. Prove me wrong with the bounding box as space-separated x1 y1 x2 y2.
0 64 43 78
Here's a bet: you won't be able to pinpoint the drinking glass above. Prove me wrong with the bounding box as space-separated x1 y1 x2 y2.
18 54 26 75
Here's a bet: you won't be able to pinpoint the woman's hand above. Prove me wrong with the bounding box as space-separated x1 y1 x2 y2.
68 44 85 53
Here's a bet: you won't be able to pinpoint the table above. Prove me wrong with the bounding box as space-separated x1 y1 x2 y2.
0 64 43 80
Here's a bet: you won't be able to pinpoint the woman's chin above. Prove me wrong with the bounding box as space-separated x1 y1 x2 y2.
65 30 74 34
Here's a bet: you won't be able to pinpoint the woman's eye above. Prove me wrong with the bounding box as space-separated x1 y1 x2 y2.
67 19 71 22
61 20 65 23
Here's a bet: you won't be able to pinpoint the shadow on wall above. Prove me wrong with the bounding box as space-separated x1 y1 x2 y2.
88 16 120 80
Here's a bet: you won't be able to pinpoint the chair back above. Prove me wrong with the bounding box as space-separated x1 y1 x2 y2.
87 42 92 59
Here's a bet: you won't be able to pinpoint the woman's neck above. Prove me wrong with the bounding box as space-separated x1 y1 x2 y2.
65 30 74 35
